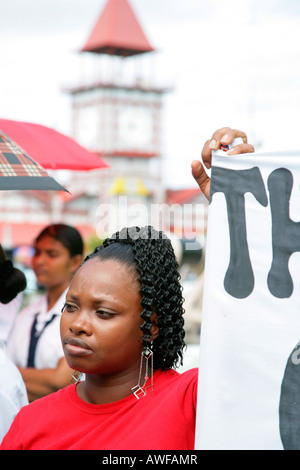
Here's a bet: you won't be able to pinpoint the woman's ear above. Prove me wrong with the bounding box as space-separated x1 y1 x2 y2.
150 313 159 341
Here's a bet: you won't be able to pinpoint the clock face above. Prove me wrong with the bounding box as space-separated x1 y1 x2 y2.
118 107 152 150
76 106 100 150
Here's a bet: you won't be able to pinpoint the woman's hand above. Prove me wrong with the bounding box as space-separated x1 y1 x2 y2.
191 127 255 200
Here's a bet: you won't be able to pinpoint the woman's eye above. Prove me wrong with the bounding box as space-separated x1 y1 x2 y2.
62 303 77 313
96 310 115 318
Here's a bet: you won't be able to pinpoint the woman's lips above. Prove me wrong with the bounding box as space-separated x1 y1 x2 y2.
64 337 93 357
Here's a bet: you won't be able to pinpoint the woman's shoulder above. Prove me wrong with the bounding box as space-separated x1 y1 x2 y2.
152 368 198 421
161 367 198 378
175 367 198 387
15 294 47 322
155 367 198 389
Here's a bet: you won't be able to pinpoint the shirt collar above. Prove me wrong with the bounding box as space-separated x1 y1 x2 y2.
37 287 69 325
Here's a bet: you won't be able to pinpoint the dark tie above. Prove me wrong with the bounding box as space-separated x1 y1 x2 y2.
27 313 56 368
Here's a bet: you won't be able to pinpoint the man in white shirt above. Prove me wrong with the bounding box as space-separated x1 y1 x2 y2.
0 344 28 443
0 295 22 345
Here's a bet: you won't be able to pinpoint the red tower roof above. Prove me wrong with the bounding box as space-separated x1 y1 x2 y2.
81 0 154 57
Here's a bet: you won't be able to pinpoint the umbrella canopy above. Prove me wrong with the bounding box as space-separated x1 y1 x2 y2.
0 130 67 191
0 119 109 171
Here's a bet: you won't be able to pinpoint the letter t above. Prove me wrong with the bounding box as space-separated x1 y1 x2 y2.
210 166 268 298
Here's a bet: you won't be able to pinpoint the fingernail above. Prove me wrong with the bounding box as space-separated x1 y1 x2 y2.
221 134 229 143
209 139 217 149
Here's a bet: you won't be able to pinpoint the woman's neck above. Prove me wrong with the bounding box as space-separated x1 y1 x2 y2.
77 368 143 405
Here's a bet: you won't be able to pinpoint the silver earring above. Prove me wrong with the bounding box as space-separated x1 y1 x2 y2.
131 347 154 400
71 370 82 384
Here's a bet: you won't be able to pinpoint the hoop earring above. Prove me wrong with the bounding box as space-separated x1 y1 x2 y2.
71 370 82 384
131 347 154 400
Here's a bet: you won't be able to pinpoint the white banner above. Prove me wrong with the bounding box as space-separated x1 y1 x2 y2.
195 150 300 450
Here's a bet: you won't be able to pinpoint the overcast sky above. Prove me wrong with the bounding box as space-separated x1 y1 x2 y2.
1 0 300 188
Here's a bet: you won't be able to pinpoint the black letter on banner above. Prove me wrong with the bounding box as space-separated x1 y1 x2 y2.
279 340 300 449
267 168 300 298
210 166 268 298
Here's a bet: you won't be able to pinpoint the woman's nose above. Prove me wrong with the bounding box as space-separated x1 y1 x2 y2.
69 310 92 336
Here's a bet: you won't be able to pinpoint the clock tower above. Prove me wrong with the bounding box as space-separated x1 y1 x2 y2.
65 0 169 234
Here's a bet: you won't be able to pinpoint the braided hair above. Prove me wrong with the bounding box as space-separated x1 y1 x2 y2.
84 226 185 371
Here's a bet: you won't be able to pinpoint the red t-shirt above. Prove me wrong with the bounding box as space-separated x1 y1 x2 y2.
0 368 198 450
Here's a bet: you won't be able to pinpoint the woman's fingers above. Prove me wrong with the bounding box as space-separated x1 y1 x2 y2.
191 159 211 200
193 127 255 199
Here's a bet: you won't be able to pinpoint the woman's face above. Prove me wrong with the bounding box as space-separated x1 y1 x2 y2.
60 257 146 378
32 235 79 289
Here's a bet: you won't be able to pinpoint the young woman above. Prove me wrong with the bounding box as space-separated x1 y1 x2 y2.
1 128 254 450
7 224 84 402
1 225 193 449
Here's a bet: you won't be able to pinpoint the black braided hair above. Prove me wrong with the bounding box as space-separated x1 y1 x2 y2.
0 245 27 304
84 226 185 371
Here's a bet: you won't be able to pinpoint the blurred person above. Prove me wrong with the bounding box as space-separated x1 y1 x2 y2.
7 224 84 402
0 351 28 443
0 244 27 344
0 245 28 442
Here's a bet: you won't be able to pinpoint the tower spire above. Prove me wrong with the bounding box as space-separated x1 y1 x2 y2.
81 0 154 57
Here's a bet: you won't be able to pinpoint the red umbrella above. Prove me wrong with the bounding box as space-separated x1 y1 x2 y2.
0 130 67 191
0 118 109 171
